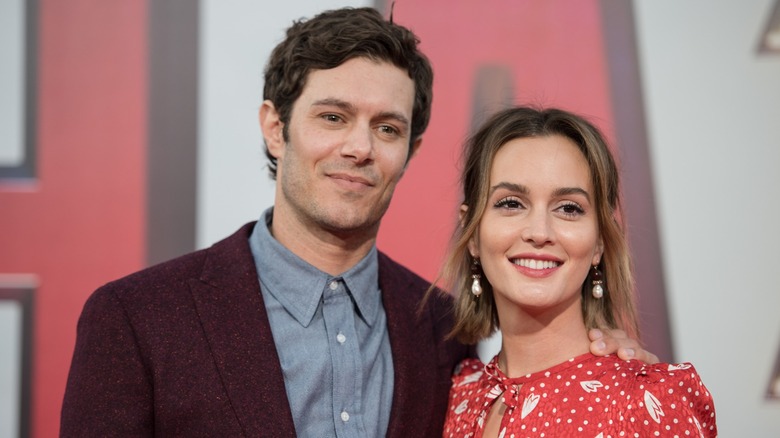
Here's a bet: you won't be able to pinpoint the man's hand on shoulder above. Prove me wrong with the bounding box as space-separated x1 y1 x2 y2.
588 328 659 364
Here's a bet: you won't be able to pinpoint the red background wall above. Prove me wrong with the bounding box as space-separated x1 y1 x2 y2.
0 1 148 436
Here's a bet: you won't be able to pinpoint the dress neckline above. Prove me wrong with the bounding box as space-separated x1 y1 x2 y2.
485 352 613 385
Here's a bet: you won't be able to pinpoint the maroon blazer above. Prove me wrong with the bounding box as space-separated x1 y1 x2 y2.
60 223 469 437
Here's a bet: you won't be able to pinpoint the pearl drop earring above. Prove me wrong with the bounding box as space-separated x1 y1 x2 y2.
471 258 482 297
591 264 604 299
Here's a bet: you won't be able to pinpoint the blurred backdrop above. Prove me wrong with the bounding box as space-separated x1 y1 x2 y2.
1 0 779 436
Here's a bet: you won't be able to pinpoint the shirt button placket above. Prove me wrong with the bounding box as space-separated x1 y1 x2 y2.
324 277 360 436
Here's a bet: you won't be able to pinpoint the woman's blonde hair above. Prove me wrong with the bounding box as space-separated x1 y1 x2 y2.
438 106 639 345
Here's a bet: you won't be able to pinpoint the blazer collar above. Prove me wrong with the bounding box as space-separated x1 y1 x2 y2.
188 222 296 436
379 252 440 438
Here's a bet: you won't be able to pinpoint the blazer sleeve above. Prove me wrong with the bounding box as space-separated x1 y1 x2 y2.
60 286 154 437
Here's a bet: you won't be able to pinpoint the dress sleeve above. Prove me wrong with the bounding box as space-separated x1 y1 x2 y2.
627 362 717 437
60 286 154 437
443 358 485 438
451 358 484 384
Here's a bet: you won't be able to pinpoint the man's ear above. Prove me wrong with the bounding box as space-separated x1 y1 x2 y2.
460 204 479 258
401 137 423 171
399 137 424 176
409 137 423 160
259 100 285 159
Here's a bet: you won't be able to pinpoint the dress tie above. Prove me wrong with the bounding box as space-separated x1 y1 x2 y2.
484 360 522 409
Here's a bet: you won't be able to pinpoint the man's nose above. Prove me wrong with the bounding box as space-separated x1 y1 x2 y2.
340 126 374 163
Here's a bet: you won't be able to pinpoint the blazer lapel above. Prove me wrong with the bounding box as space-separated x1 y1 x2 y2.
188 223 296 436
379 253 441 437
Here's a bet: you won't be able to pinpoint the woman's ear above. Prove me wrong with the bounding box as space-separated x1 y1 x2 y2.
592 236 604 266
459 204 469 227
461 204 479 258
259 100 285 159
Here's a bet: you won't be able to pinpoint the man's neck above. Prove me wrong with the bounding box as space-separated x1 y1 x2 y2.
269 206 378 276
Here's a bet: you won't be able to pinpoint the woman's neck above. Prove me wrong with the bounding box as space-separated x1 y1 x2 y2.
497 302 591 378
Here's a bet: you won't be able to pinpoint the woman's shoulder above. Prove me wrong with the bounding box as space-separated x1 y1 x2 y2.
639 362 714 405
594 356 707 384
618 360 717 436
634 360 709 391
606 359 713 406
451 357 487 385
453 357 486 376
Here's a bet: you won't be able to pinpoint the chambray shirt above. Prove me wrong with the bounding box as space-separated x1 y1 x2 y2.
249 208 394 437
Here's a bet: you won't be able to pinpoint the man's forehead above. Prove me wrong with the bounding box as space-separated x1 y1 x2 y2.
295 59 415 116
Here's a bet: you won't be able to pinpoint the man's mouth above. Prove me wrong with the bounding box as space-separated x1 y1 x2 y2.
329 173 374 187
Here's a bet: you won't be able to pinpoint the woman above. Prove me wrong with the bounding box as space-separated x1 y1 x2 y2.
440 107 716 437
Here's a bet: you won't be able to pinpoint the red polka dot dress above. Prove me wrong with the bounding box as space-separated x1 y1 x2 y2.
443 353 717 437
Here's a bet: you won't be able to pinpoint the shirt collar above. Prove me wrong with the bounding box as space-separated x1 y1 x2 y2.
249 208 381 327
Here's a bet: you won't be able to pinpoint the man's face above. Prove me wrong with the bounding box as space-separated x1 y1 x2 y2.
267 57 419 238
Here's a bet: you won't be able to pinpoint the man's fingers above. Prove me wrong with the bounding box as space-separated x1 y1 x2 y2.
621 347 659 364
588 328 658 364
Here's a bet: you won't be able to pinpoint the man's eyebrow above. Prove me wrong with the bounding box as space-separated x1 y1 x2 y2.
375 111 410 129
311 98 410 130
311 98 355 112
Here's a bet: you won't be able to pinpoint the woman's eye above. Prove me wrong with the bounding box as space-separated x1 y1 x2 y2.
558 202 585 216
495 197 523 209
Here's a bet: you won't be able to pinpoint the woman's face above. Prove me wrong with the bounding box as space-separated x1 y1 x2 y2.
469 135 603 320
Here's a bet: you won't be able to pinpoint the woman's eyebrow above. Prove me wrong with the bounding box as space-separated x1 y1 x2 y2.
489 182 528 195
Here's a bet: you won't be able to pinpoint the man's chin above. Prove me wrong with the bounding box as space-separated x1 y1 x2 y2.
318 212 383 238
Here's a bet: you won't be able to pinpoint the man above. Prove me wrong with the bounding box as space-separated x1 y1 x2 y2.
61 7 651 437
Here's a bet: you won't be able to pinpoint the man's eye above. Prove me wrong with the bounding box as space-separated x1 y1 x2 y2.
378 125 399 136
323 114 342 123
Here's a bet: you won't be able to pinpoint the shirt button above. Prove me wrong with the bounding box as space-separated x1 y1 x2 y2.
336 333 346 344
340 411 350 422
329 281 338 290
